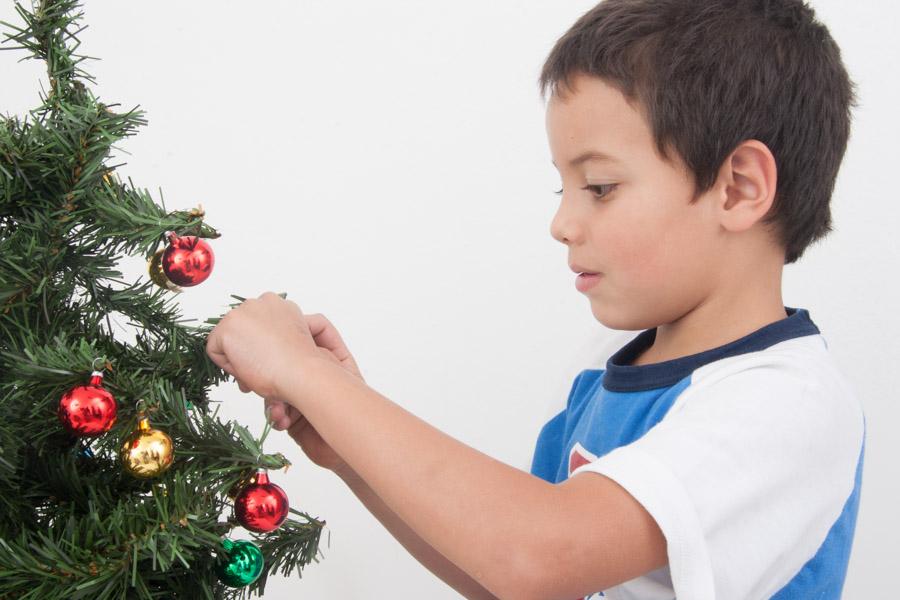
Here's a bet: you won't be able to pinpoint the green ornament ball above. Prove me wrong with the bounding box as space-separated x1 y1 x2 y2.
215 538 264 587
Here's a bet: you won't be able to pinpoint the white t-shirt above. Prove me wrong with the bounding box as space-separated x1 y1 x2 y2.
530 306 866 599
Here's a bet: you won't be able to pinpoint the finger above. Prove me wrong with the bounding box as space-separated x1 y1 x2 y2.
206 318 241 377
237 380 251 393
264 403 279 428
284 402 302 424
264 399 287 428
264 397 280 418
259 291 303 316
265 399 300 430
305 313 351 361
205 325 232 371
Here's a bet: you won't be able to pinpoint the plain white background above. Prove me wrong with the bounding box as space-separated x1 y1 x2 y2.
2 1 897 598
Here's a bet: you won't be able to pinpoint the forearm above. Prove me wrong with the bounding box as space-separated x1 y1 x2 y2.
336 466 500 600
282 360 559 600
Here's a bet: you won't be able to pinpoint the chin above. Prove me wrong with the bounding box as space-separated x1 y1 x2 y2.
589 301 627 331
588 298 654 332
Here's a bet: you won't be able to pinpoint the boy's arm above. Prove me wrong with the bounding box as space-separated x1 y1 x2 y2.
284 359 667 600
335 465 500 600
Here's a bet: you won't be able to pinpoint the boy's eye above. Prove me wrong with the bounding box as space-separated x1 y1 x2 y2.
553 184 617 200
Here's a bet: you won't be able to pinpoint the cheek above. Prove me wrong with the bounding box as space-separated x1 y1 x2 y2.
584 207 700 329
658 223 719 306
604 204 708 293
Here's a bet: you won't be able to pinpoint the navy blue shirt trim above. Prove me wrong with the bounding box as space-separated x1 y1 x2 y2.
602 306 821 392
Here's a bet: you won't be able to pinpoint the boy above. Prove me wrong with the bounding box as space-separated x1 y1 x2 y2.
205 0 866 598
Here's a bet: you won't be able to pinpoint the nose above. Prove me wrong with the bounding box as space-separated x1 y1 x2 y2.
549 193 583 245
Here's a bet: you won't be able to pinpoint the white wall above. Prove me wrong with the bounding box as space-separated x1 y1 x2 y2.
2 1 896 598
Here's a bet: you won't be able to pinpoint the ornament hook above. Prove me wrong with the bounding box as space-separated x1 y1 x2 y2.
135 398 148 414
92 357 104 371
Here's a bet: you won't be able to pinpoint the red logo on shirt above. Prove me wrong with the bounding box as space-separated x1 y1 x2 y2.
568 442 599 476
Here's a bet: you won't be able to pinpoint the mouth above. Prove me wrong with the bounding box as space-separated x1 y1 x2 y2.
569 261 600 275
569 263 601 276
575 272 603 292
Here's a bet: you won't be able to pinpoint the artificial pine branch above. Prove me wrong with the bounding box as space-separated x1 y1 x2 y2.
0 2 326 598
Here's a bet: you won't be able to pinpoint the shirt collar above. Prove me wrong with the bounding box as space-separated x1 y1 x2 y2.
602 306 820 392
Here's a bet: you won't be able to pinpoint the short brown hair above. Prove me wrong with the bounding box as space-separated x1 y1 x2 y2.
538 0 857 264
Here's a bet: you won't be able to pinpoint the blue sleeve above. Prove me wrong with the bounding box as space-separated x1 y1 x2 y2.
529 370 588 483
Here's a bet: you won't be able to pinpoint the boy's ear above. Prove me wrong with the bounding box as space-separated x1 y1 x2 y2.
716 139 778 233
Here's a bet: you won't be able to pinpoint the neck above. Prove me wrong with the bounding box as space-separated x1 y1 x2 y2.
634 261 787 366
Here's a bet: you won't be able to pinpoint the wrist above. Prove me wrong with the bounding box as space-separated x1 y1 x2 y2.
274 354 328 408
275 354 351 410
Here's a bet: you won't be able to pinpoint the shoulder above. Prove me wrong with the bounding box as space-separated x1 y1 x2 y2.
677 333 863 423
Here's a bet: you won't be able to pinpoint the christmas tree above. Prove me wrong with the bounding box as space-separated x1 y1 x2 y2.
0 1 325 597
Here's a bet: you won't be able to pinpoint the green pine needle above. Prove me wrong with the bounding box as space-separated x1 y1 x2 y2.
0 2 325 598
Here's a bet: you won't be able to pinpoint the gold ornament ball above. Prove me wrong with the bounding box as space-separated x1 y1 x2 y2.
121 415 174 479
148 247 183 293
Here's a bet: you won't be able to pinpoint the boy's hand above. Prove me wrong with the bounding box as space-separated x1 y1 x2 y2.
205 291 322 400
265 313 366 475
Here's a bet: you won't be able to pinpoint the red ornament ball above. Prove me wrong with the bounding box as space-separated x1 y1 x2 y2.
234 470 289 533
161 234 214 287
58 372 117 437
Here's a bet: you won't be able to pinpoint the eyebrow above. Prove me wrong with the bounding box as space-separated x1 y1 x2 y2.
551 151 621 168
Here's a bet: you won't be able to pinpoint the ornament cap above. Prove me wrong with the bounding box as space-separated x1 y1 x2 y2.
138 416 152 433
254 470 270 485
89 371 104 386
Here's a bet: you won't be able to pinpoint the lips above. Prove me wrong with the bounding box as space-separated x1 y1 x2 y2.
575 272 602 292
569 263 600 275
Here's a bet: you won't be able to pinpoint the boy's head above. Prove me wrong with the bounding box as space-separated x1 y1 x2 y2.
541 0 856 332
